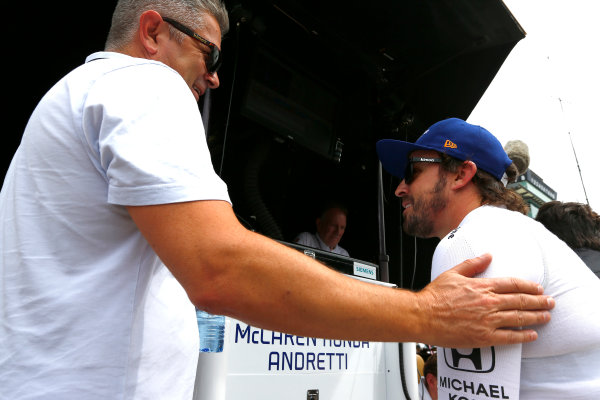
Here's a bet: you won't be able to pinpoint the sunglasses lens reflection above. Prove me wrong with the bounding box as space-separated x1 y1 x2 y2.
403 164 414 184
209 50 221 73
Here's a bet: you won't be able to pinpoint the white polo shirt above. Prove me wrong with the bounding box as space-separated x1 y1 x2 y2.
0 52 230 399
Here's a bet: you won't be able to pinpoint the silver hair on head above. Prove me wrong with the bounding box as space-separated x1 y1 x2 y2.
105 0 229 51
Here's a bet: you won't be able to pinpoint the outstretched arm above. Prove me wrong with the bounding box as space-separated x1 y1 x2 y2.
127 201 553 347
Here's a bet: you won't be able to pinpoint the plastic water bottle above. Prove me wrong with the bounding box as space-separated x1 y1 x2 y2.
196 309 225 352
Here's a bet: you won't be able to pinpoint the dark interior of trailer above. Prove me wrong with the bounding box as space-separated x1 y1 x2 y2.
6 0 524 289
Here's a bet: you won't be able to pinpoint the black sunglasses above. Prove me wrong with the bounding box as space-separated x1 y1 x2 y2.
403 157 441 184
162 17 222 74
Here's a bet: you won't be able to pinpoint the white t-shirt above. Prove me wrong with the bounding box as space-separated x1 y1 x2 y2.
0 52 230 399
431 205 600 400
294 232 350 256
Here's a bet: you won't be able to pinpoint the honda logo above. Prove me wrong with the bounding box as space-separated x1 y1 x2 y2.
442 347 496 373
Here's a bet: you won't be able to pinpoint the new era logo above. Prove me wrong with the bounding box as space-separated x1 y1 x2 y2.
444 140 457 149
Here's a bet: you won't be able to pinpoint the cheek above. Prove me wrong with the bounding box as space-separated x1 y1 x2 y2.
325 227 335 235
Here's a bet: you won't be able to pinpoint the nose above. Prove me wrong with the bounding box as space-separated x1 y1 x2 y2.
394 180 408 198
206 71 220 89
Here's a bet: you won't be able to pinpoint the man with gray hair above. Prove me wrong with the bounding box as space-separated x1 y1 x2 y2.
0 2 553 398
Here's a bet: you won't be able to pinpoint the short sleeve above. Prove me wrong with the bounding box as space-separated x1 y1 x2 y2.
83 62 230 206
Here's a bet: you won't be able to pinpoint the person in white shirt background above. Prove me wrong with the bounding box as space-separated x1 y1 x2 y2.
294 202 350 256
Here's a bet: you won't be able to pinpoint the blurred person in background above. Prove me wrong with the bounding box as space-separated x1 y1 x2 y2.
536 200 600 278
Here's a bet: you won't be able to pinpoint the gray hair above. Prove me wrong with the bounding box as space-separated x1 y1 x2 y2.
105 0 229 51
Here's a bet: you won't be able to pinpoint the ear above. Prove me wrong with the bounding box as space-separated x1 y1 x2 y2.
426 372 436 390
138 10 166 56
451 160 477 190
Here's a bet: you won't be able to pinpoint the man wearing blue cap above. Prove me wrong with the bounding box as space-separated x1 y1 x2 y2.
377 117 600 399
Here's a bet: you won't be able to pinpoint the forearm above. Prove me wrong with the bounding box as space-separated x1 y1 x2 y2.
193 230 426 342
128 201 424 341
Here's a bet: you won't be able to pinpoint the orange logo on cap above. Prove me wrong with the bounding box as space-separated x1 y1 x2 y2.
444 140 457 149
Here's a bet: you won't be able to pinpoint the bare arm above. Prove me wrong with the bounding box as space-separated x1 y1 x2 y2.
127 200 553 347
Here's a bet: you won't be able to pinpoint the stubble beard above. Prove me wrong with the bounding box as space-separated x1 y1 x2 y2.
402 174 448 238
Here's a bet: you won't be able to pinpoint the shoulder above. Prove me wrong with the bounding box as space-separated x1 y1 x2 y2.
336 245 349 257
432 206 542 281
294 232 316 244
83 53 190 103
83 54 198 131
450 206 533 241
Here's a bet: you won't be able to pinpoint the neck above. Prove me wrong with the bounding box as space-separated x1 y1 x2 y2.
435 187 483 239
316 233 334 250
108 39 149 59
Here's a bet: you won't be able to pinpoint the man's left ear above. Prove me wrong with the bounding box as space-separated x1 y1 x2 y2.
138 10 165 56
452 160 477 189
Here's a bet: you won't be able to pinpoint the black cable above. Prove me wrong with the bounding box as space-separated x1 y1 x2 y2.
568 130 590 205
218 21 241 177
559 98 590 205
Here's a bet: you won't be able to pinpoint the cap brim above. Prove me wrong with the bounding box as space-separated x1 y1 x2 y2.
376 139 423 179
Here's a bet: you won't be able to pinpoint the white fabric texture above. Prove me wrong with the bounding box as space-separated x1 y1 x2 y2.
431 205 600 400
294 232 350 256
0 52 230 399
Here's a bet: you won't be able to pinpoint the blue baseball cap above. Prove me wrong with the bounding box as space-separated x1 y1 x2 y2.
376 118 512 181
